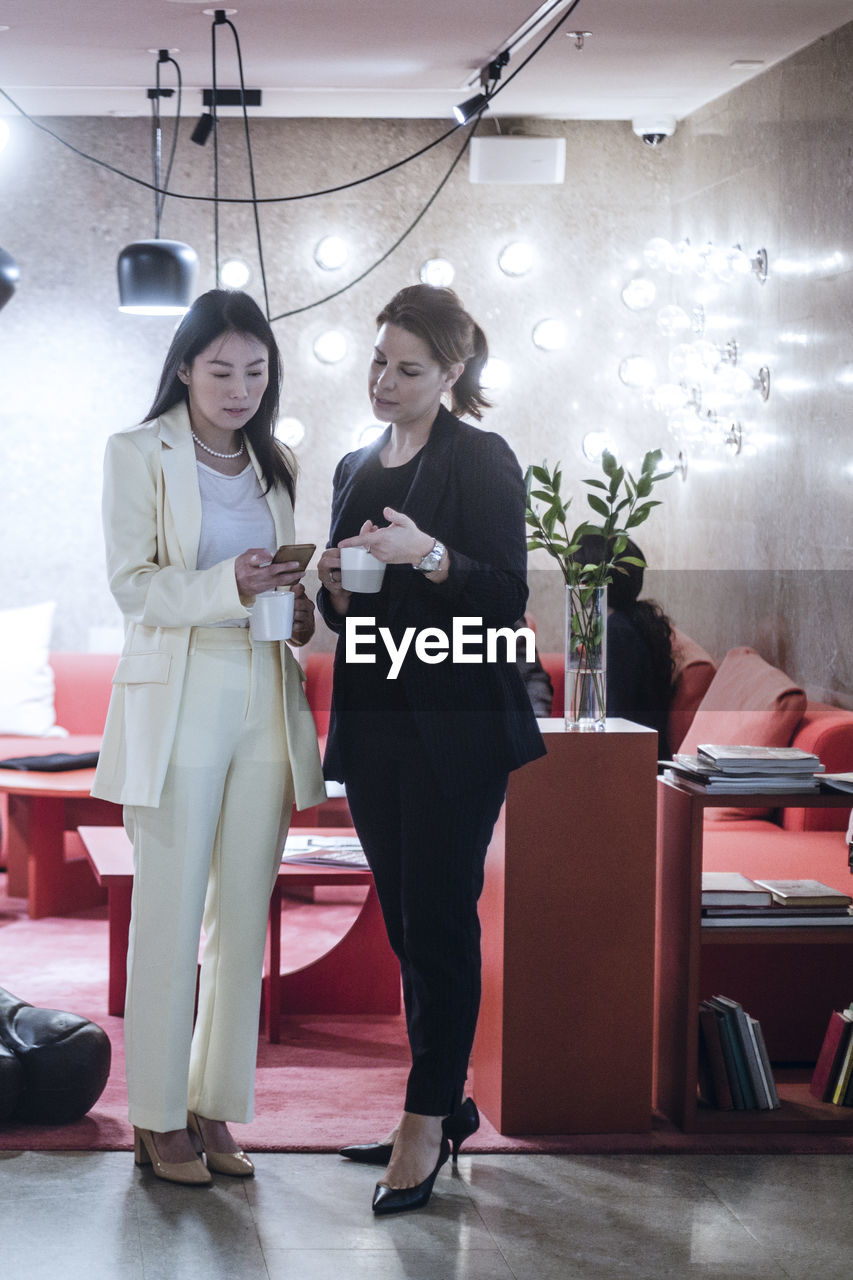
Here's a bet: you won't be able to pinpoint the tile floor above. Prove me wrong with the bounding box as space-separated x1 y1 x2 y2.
2 1149 851 1279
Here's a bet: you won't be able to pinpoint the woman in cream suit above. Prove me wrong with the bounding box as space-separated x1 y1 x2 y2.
92 290 325 1185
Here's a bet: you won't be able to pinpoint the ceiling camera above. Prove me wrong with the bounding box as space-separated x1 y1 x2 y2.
631 116 677 147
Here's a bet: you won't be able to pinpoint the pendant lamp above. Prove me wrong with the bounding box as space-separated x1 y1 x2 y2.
117 52 198 315
0 246 19 312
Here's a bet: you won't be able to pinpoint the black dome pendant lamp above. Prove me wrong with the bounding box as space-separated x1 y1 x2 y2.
0 245 20 312
118 51 198 315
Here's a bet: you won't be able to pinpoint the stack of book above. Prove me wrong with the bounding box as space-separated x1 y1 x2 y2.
810 1004 853 1105
664 743 824 793
701 874 853 927
698 995 780 1110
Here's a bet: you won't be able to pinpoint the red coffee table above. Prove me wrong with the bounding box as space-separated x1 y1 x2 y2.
77 826 401 1037
0 735 120 918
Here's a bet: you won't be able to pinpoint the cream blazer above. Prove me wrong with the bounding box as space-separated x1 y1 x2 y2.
91 402 327 811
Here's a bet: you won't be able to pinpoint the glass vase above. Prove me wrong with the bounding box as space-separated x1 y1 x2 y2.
564 584 607 731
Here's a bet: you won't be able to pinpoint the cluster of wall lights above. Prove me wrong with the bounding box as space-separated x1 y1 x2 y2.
617 236 771 465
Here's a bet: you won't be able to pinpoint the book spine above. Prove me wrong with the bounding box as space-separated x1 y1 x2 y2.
709 999 752 1108
698 1004 733 1109
737 1007 772 1109
809 1013 852 1101
749 1017 780 1109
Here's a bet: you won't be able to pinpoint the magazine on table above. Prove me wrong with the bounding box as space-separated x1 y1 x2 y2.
280 835 369 868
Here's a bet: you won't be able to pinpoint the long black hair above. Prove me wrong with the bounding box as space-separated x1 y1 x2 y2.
376 284 491 421
145 289 295 500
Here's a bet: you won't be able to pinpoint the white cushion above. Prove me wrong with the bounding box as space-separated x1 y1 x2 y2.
0 601 65 736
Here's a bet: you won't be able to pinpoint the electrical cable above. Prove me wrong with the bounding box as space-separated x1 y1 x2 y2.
268 110 483 322
223 16 271 318
0 84 462 207
0 0 582 207
153 54 182 232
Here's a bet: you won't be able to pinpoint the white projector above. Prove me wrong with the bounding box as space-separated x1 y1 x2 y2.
468 136 566 185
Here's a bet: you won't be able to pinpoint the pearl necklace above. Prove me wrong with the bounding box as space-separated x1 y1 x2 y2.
191 428 245 459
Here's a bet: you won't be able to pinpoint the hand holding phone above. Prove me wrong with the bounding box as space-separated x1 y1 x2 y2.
272 542 316 572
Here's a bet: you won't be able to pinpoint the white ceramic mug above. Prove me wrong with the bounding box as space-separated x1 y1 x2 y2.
249 589 295 641
340 545 386 594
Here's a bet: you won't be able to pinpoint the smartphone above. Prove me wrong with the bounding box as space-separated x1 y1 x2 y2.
272 542 316 571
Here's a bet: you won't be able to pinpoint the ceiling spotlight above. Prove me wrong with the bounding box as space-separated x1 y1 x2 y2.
498 241 534 277
191 111 216 146
313 330 348 364
453 92 490 125
0 245 20 312
314 235 348 271
420 258 455 287
220 258 250 288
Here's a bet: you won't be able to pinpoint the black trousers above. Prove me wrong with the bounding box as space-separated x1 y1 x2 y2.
342 715 507 1116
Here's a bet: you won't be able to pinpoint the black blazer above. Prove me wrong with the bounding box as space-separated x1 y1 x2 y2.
318 406 546 796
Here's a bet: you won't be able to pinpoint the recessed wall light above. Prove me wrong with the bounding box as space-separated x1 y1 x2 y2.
621 277 656 311
357 423 385 448
220 258 251 288
0 119 9 153
313 330 347 364
730 60 765 70
314 236 348 271
276 417 306 448
532 319 567 351
481 357 510 390
581 431 614 461
498 242 533 277
420 258 455 287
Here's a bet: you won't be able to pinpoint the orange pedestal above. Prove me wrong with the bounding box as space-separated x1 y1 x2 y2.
473 719 658 1135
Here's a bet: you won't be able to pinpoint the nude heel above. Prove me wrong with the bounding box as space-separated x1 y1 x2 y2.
187 1111 254 1177
132 1125 212 1186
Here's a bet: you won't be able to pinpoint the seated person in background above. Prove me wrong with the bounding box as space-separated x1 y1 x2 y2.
577 534 675 757
515 616 554 717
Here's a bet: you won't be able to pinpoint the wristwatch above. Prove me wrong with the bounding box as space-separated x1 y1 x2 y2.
414 539 446 573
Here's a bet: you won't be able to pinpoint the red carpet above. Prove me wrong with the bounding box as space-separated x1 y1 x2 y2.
2 873 853 1155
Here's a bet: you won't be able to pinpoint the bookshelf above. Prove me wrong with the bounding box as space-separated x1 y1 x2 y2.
656 777 853 1133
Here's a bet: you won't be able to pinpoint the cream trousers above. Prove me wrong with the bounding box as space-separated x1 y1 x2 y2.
123 627 294 1132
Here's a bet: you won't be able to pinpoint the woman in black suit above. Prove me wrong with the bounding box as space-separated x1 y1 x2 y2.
317 284 544 1214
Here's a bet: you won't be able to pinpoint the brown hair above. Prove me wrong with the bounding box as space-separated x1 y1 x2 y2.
375 284 491 421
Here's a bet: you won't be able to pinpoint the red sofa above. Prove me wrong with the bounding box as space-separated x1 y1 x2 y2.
0 652 348 868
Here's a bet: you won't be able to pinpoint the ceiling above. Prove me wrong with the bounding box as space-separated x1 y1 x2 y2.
0 0 852 123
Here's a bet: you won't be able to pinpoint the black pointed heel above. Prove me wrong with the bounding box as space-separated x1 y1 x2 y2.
338 1140 394 1166
442 1096 479 1163
371 1136 450 1216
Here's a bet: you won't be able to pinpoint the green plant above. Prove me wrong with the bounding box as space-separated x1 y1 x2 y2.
524 448 671 586
525 448 672 727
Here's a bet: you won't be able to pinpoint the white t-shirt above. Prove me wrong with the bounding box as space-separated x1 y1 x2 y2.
195 460 276 626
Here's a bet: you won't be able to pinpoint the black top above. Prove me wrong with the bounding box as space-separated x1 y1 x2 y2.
607 608 671 758
318 406 546 796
